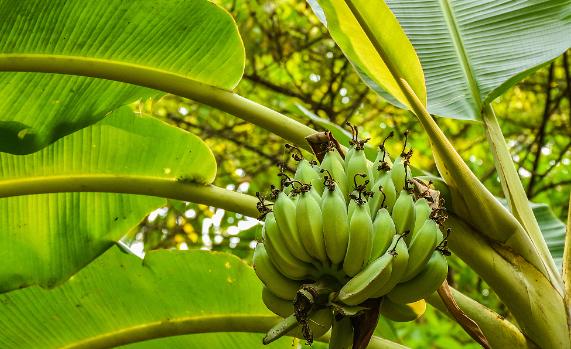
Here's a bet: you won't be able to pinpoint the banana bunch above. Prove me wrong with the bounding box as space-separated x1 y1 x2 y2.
254 129 450 348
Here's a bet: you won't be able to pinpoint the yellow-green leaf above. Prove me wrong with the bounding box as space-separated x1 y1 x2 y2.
308 0 426 108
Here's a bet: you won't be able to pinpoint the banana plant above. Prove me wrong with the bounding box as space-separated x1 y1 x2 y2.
0 0 569 348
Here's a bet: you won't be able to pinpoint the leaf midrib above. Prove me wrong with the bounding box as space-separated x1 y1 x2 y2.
438 0 482 112
0 174 260 218
60 314 278 349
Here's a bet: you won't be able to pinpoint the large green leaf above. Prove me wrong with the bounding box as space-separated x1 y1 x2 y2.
384 0 571 120
0 245 405 348
0 0 244 154
307 0 426 108
0 107 216 292
532 203 566 269
0 247 299 348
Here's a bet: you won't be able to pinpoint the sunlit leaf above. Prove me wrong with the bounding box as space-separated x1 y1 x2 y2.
0 107 216 292
385 0 570 120
0 247 305 349
0 0 244 154
307 0 426 108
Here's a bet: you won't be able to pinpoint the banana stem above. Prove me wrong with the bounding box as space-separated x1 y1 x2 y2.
446 215 570 348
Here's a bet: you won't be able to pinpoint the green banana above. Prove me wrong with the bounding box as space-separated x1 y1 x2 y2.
387 250 448 304
378 171 397 212
408 198 432 244
263 212 316 280
344 145 356 170
347 198 358 222
346 149 371 192
371 235 409 297
368 172 388 215
322 187 350 265
337 251 394 305
262 286 294 317
400 220 439 282
370 208 396 261
391 190 416 235
329 316 354 349
253 243 301 300
295 159 323 193
391 156 407 193
343 204 373 277
297 190 328 264
273 192 314 263
380 298 426 322
320 149 348 198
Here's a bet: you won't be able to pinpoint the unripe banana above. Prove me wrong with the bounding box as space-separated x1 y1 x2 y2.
372 149 387 184
295 159 323 193
321 150 348 198
347 199 358 222
337 251 393 305
378 171 397 212
344 145 356 169
329 316 354 349
262 287 334 340
380 298 426 322
273 192 314 263
408 198 432 244
370 208 396 261
262 286 294 317
343 204 374 277
263 212 316 280
253 243 301 300
322 187 350 265
346 149 371 192
400 219 439 282
368 172 389 215
297 191 328 264
387 251 448 304
371 235 409 297
307 185 321 204
391 190 415 235
391 156 407 193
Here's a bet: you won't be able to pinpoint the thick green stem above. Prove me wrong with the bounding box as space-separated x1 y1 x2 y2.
60 314 406 349
482 103 560 286
0 175 260 218
427 288 537 348
0 54 317 151
398 78 553 287
446 215 570 348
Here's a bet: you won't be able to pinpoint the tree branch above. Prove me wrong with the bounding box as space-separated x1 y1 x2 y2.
526 63 554 196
